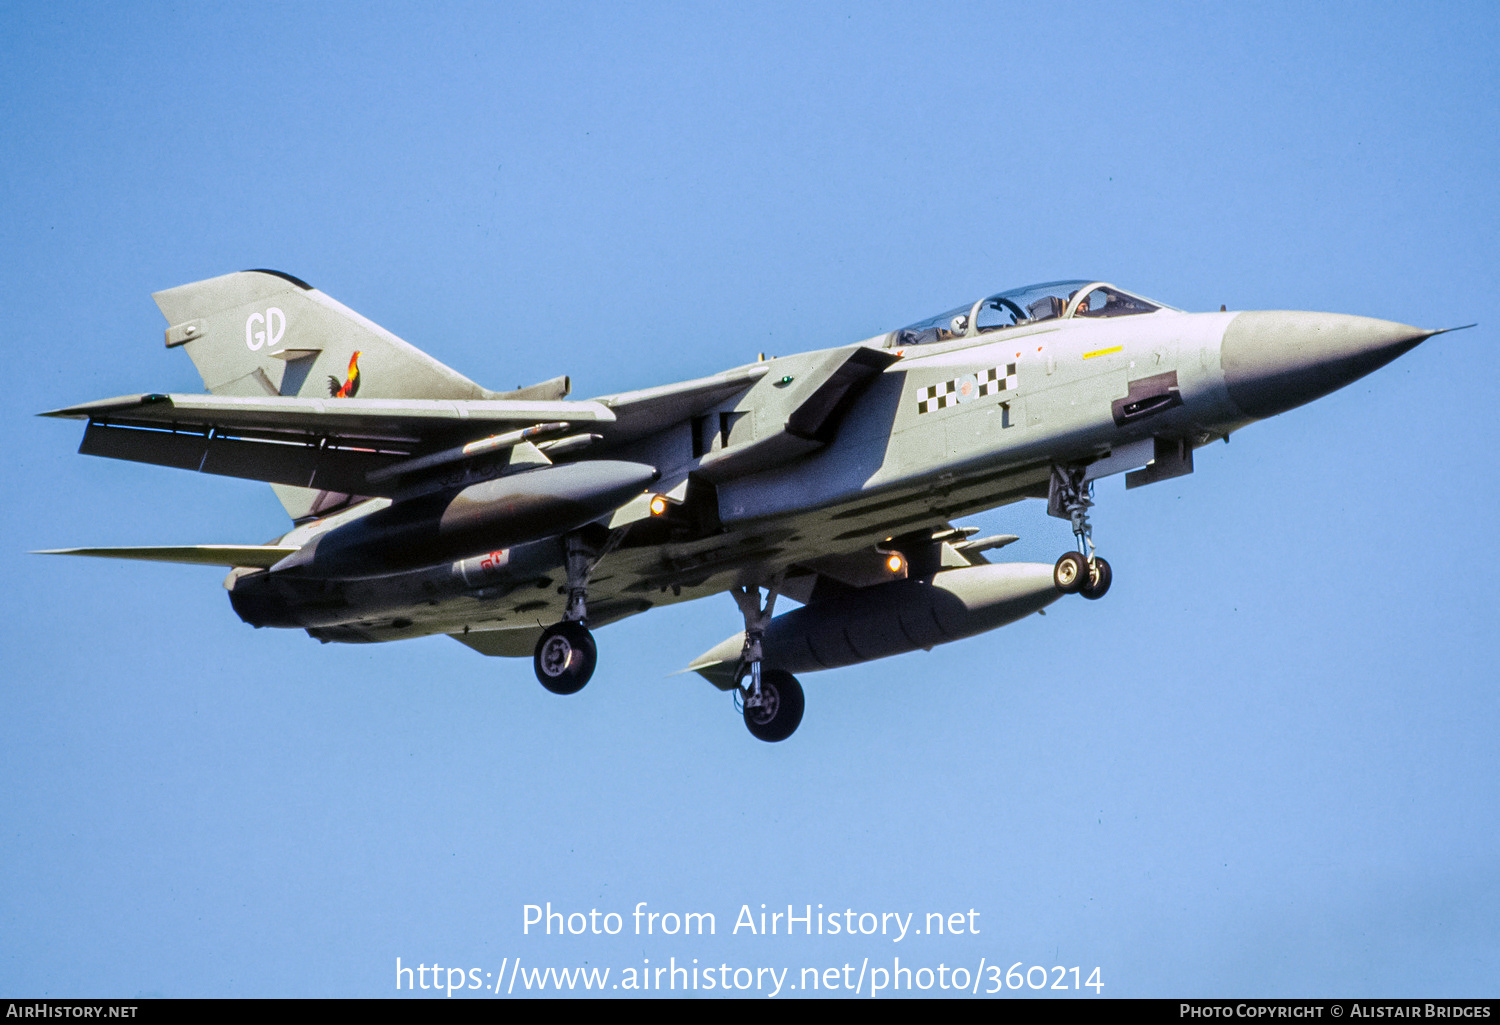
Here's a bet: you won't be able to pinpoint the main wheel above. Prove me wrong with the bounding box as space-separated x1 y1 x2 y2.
1080 556 1112 600
743 669 804 742
1054 551 1088 594
533 621 597 694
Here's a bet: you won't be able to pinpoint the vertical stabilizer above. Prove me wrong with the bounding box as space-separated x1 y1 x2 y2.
153 269 496 519
153 269 494 401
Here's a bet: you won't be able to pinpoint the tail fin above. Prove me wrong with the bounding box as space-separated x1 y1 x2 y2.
153 269 494 402
154 269 498 520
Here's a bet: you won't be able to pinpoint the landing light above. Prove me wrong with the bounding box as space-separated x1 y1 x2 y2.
649 495 669 516
885 553 904 574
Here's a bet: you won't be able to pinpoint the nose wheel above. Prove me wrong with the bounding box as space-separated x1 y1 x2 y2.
1080 555 1111 599
1054 551 1088 593
1053 551 1110 597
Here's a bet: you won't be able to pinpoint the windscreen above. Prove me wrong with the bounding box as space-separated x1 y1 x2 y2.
892 280 1165 346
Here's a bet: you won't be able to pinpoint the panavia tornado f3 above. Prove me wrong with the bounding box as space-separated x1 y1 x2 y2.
42 271 1457 740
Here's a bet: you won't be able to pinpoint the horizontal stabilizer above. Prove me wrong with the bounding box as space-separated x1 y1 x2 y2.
34 545 299 568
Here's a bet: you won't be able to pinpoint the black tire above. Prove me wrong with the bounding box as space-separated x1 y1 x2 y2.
743 669 804 742
1054 551 1088 594
533 621 597 694
1080 556 1112 600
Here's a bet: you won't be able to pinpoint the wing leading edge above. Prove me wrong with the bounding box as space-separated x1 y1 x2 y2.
34 545 300 568
41 393 618 498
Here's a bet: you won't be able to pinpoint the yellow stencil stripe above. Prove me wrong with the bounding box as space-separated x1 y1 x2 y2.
1082 345 1124 360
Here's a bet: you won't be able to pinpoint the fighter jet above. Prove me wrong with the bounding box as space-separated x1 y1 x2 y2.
40 271 1454 740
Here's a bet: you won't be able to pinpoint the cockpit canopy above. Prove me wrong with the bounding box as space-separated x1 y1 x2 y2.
889 280 1169 347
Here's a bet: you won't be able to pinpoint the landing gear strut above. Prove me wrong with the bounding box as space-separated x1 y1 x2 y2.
532 530 622 694
730 578 804 742
1050 465 1112 600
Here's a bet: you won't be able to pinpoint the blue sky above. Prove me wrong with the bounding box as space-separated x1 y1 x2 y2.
2 1 1496 998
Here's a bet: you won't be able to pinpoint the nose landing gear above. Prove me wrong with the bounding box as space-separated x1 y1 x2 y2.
1050 465 1113 600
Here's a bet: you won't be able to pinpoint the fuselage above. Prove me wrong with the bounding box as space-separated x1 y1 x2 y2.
226 284 1433 647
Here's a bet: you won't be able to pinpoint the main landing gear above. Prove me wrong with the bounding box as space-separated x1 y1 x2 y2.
1049 465 1112 601
730 579 804 742
532 531 619 695
533 621 596 695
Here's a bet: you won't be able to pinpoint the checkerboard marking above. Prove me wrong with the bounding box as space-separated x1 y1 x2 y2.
917 363 1018 413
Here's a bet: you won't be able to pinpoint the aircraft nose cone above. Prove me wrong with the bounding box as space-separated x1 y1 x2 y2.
1221 311 1436 420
